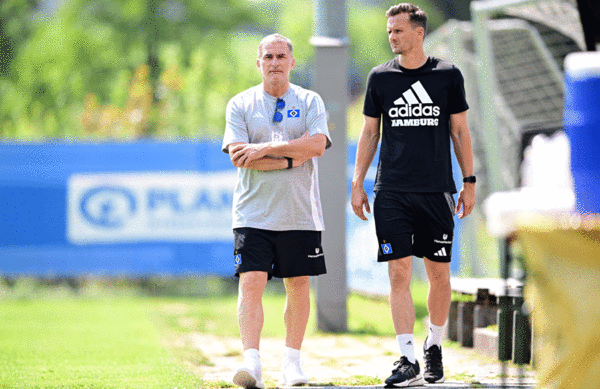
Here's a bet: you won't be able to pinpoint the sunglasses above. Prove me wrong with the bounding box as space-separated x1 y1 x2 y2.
273 98 285 122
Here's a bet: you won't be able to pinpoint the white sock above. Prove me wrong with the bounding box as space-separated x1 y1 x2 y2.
396 334 416 364
244 348 261 370
427 322 445 348
284 346 301 363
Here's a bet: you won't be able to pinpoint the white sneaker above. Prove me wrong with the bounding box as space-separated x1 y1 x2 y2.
233 366 265 389
281 357 308 386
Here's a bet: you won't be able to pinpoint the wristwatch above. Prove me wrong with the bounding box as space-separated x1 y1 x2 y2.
463 175 476 183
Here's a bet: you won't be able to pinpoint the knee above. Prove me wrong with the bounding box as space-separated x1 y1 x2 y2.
427 266 451 289
430 275 451 291
239 272 268 298
389 260 412 290
284 276 311 294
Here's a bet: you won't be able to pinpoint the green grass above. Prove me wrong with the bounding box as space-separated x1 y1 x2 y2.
309 375 382 387
0 298 202 388
349 281 429 338
448 371 476 381
158 280 430 339
451 291 476 302
0 278 431 387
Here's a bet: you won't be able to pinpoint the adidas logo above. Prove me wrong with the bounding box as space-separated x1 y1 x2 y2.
389 81 440 127
393 81 433 105
253 112 264 118
434 247 448 257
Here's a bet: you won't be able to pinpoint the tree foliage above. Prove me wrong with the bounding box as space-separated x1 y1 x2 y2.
0 0 445 141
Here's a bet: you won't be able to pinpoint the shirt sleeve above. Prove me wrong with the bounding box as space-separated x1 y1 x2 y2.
221 96 249 154
362 69 382 118
305 92 332 149
448 67 469 114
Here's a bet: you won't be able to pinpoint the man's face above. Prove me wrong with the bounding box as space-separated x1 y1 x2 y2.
387 13 424 55
257 41 295 83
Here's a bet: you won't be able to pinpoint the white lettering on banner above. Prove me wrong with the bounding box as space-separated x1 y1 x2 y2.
67 172 236 244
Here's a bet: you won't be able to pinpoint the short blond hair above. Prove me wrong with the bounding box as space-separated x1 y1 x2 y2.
257 33 294 58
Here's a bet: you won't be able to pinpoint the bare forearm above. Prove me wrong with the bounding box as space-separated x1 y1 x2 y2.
449 112 476 218
244 156 289 171
450 112 474 177
451 127 476 218
350 116 380 221
451 130 474 177
229 134 326 169
352 117 380 187
229 142 289 171
263 134 328 160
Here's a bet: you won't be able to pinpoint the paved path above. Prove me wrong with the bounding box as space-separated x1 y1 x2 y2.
192 333 536 388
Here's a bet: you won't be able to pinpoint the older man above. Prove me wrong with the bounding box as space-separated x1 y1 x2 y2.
222 33 332 388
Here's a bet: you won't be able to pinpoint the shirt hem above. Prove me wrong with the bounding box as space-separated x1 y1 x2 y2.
232 224 325 232
373 186 457 195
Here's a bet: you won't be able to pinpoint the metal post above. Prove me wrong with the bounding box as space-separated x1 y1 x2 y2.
470 1 505 194
311 0 348 333
498 234 513 361
470 0 521 279
512 297 532 364
497 295 514 361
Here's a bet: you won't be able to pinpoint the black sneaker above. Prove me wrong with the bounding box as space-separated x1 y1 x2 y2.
384 356 425 387
423 338 445 383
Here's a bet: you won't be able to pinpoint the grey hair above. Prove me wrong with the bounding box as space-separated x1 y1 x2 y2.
257 33 294 58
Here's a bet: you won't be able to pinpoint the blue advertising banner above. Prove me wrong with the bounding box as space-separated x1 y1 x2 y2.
0 142 462 287
0 142 234 276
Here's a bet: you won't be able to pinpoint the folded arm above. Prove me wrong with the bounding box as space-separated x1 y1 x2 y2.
227 142 308 171
230 132 328 169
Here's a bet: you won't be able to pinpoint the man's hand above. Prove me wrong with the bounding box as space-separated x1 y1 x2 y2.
230 143 269 168
456 183 475 219
351 184 371 221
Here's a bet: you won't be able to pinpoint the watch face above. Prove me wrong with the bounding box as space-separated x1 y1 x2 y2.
464 176 476 183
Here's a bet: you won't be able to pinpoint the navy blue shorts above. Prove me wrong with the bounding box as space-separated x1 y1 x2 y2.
232 228 326 279
373 191 455 263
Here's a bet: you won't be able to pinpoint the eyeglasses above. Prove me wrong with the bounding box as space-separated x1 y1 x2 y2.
273 98 285 123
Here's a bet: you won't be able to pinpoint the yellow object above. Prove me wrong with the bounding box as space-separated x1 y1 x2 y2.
517 214 600 389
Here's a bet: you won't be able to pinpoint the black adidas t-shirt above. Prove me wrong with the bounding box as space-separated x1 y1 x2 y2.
363 56 469 194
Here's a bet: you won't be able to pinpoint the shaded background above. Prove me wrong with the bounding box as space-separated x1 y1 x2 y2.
0 0 466 141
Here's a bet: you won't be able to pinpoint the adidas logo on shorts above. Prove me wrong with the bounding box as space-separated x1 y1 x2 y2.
434 247 447 257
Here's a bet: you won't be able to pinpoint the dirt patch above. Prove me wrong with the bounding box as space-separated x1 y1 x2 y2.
189 333 536 388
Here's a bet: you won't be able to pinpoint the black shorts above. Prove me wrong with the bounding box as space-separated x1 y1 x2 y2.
373 191 455 263
232 227 326 279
